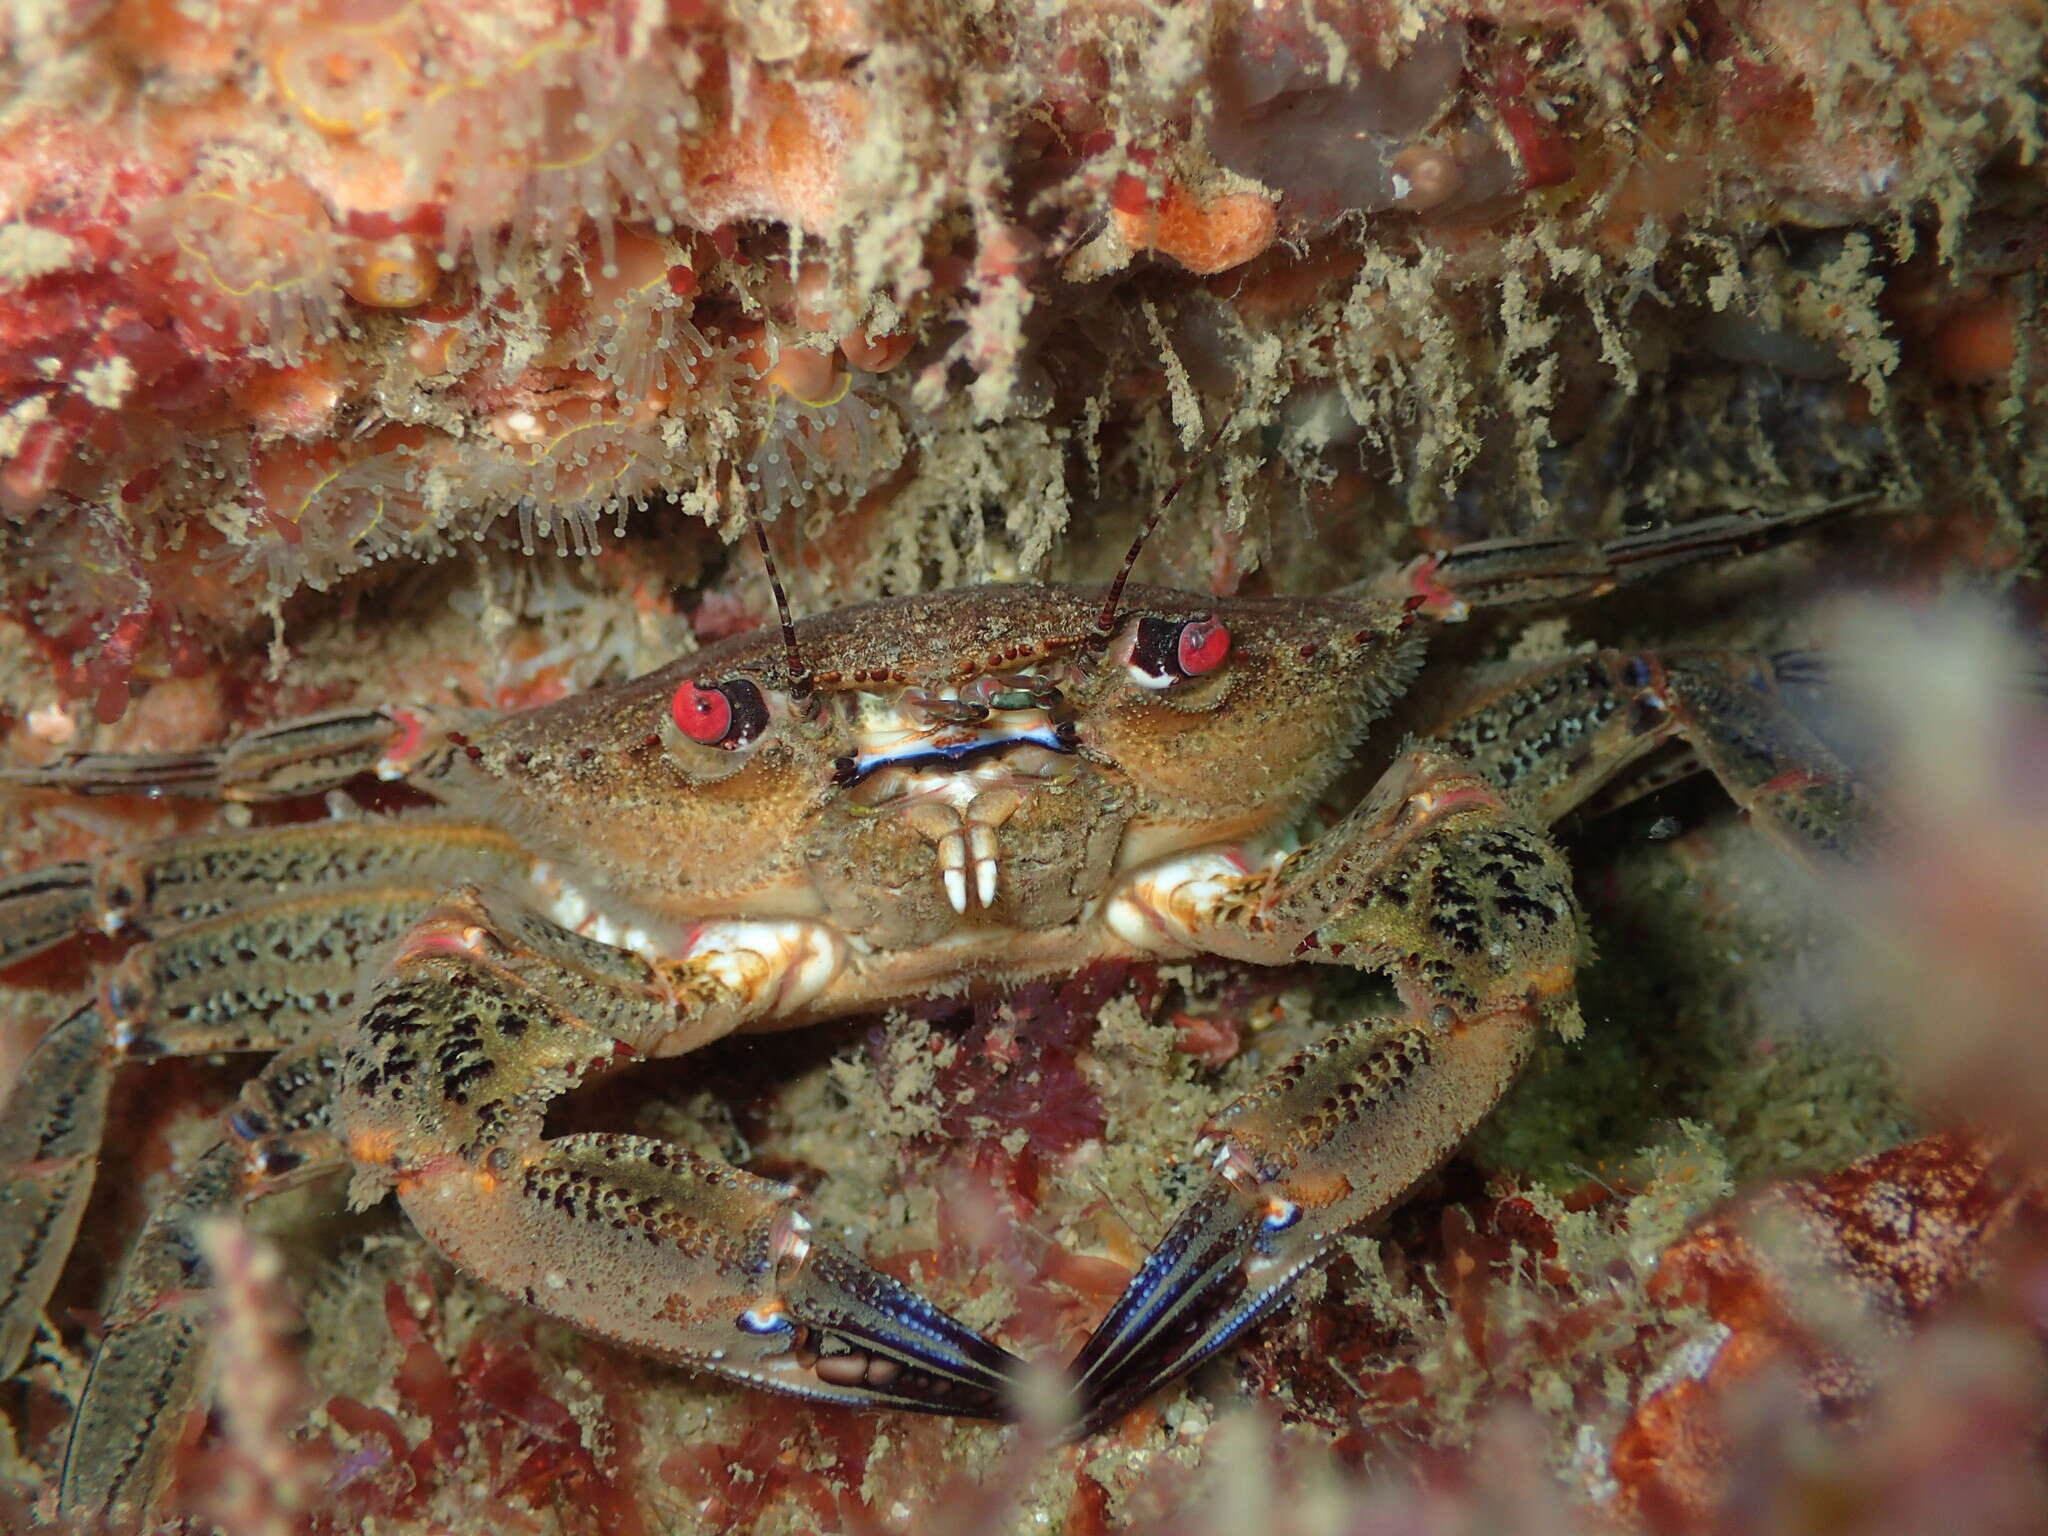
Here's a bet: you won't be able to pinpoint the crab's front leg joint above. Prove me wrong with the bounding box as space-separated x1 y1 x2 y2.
1103 848 1279 957
1269 748 1584 1030
1072 747 1581 1434
673 918 848 1022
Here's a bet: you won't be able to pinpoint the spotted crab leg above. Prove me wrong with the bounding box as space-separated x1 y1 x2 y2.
1 884 456 1519
0 817 529 970
339 885 1023 1420
0 822 534 1394
0 883 456 1379
0 1001 109 1385
1421 647 1873 860
1074 644 1874 1431
60 1041 348 1521
1073 747 1582 1435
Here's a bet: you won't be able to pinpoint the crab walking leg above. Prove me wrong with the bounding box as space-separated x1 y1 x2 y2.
0 887 449 1387
61 1140 239 1521
0 863 95 970
0 704 465 802
338 887 1023 1418
0 1002 109 1382
1374 499 1867 619
59 1042 348 1521
1424 648 1871 860
1077 748 1582 1433
93 887 448 1055
0 818 531 970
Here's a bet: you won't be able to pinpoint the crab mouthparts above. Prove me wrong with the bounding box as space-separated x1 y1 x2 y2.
846 695 1076 916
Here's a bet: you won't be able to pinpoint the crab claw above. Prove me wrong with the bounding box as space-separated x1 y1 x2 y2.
1068 1149 1328 1438
749 1233 1024 1419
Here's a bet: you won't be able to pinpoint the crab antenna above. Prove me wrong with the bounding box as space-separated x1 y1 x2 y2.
750 514 816 706
1092 408 1239 643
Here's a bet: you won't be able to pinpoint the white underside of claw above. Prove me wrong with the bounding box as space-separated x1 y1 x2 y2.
1104 847 1280 954
535 864 845 1016
678 919 847 1014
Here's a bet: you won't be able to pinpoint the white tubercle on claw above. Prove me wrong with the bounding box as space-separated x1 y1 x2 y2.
1104 848 1276 953
546 877 589 929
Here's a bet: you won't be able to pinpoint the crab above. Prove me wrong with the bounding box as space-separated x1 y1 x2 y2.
0 499 1866 1523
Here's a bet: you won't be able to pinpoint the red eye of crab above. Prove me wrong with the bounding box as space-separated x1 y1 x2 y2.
1131 614 1233 684
670 678 768 750
1175 616 1231 676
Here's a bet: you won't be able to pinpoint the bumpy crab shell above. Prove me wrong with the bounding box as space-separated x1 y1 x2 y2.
459 582 1414 956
